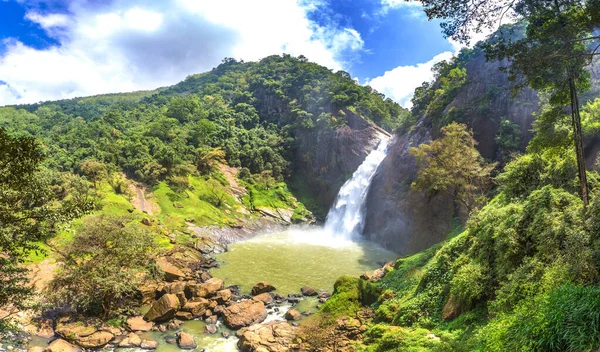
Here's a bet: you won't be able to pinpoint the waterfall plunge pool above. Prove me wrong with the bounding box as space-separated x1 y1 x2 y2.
211 227 398 296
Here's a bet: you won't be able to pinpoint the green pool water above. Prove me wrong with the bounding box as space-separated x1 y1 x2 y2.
210 228 397 296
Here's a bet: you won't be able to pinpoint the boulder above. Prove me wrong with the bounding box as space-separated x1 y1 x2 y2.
284 309 302 321
187 278 224 298
157 258 186 282
140 339 159 350
205 315 218 325
215 289 232 304
55 323 97 341
181 298 211 317
204 324 218 334
144 294 180 322
125 316 153 332
29 347 45 352
118 332 142 348
223 300 267 330
251 282 276 296
74 331 114 349
45 339 80 352
252 293 273 305
300 286 317 296
237 321 297 352
177 332 197 350
175 311 193 320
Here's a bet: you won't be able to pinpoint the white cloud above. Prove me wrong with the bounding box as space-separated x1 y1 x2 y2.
0 0 364 106
366 51 454 108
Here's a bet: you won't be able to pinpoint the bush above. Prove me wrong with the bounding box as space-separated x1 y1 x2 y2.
49 215 159 318
320 276 362 317
449 260 487 308
480 284 600 352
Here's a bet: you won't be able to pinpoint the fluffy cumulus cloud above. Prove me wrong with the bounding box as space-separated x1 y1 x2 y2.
366 51 454 108
0 0 365 106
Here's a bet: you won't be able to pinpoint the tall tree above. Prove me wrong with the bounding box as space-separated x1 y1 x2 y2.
410 123 495 213
417 0 600 206
0 129 93 326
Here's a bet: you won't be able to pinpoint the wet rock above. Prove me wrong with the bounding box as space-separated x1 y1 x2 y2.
187 278 224 298
205 315 218 325
222 300 268 330
285 309 302 321
300 286 317 296
175 311 193 321
156 258 185 282
140 338 159 350
215 289 232 304
319 298 328 303
204 324 218 334
213 305 225 316
118 332 142 348
222 331 230 339
237 321 297 352
45 339 80 352
144 294 180 322
125 316 153 332
167 320 183 330
318 291 331 299
252 292 273 305
251 282 276 295
177 332 197 350
200 272 213 282
164 335 176 344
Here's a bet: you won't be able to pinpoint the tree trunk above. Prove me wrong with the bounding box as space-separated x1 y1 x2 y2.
568 74 589 207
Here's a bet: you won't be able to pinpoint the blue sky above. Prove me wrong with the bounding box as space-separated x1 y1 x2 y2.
0 0 461 107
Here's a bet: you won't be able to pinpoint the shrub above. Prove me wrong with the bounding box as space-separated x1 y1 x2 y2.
49 215 159 318
480 284 600 352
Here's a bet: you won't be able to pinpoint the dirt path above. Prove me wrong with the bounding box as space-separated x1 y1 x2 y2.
129 183 159 216
27 258 58 293
219 164 246 201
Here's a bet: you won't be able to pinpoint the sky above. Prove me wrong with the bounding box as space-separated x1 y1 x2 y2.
0 0 479 108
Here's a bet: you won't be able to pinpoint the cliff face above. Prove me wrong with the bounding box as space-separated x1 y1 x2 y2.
292 110 389 215
363 52 540 255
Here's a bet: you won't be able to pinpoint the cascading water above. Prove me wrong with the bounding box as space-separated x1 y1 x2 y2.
324 137 390 240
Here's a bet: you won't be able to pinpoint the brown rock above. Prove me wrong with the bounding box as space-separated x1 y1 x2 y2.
177 332 197 350
45 339 80 352
200 272 213 282
215 289 232 304
175 311 193 320
237 321 297 352
55 323 97 340
157 258 185 282
222 300 267 330
252 292 273 305
35 319 54 339
181 298 211 317
140 339 159 350
442 297 463 321
300 286 317 296
251 282 276 295
144 294 180 322
125 316 153 332
204 324 218 334
188 278 224 298
75 331 114 349
119 332 142 348
284 309 302 321
29 347 45 352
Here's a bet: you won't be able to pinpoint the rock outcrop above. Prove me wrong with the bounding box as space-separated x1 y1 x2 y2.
364 52 540 255
177 332 197 350
144 293 180 322
237 321 297 352
251 282 276 295
222 300 268 329
45 339 80 352
293 110 389 216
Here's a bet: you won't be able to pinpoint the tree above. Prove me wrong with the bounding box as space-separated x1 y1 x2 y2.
0 129 93 326
49 215 159 319
409 123 495 213
80 160 107 187
417 0 600 206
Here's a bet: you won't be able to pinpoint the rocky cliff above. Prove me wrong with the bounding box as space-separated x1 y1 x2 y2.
292 110 389 216
363 51 540 255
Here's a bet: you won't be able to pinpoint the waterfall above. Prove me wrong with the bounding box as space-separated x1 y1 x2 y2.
324 138 389 240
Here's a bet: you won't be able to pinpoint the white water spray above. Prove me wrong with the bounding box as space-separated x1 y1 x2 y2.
323 138 390 240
